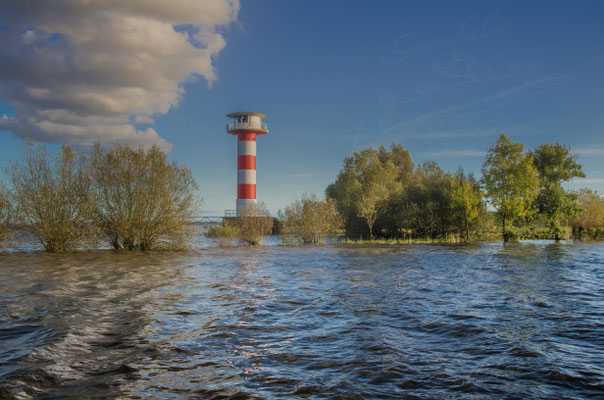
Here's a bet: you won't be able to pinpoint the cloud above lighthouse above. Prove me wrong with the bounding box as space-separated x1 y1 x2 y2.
0 0 240 152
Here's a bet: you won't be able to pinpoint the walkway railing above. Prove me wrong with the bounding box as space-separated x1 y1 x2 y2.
223 209 272 218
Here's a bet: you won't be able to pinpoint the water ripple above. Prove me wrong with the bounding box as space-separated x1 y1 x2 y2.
0 241 603 398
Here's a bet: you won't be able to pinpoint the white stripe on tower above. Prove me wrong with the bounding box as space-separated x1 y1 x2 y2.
237 140 256 156
238 169 256 184
237 199 256 210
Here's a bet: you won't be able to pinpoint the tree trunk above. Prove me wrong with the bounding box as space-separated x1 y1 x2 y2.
502 214 507 242
364 213 376 240
548 216 561 241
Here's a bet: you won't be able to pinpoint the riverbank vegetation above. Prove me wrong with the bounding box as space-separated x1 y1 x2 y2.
205 224 239 247
2 134 603 251
326 144 489 242
532 142 586 239
2 142 200 252
89 144 199 250
206 202 274 246
278 193 341 244
0 183 15 244
323 135 599 243
570 189 604 239
225 203 274 245
9 144 96 252
481 135 540 241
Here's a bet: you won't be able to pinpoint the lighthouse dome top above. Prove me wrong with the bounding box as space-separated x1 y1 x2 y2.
227 112 267 119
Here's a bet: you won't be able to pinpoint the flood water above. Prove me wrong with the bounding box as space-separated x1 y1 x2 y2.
1 241 603 399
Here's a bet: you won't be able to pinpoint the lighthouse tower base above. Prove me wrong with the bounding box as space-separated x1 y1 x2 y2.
236 199 257 216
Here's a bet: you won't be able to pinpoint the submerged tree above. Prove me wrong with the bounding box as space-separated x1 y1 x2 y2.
0 183 15 245
570 189 604 239
226 202 274 245
532 142 584 240
279 193 341 244
8 142 95 252
481 134 540 241
205 224 238 247
89 143 200 250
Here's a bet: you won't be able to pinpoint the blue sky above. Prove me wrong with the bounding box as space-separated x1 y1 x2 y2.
1 1 603 215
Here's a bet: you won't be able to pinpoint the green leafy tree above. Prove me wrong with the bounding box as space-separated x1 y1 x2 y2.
481 134 540 241
8 142 95 252
329 144 487 241
570 189 604 239
532 143 585 240
451 171 483 241
279 193 341 244
327 148 401 238
378 143 414 183
419 162 456 238
381 191 417 239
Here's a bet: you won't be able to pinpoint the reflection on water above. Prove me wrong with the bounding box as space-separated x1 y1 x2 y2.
1 241 603 399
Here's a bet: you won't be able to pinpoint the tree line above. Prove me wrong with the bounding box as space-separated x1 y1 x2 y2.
0 142 200 252
320 134 602 242
2 135 602 251
324 143 486 241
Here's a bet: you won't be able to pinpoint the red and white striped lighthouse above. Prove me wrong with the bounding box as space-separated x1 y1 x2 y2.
226 112 268 215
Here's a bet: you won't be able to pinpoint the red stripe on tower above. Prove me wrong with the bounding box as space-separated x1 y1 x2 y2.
237 133 257 141
237 184 256 199
237 155 256 170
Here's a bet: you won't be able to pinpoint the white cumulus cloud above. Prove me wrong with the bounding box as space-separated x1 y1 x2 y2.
0 0 240 152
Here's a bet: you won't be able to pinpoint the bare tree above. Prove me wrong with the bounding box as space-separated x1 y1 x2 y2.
8 142 95 252
89 143 201 250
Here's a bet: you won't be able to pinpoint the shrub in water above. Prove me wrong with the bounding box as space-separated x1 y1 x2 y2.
89 143 201 250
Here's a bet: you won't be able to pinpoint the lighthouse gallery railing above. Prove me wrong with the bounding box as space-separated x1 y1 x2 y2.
226 122 268 131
